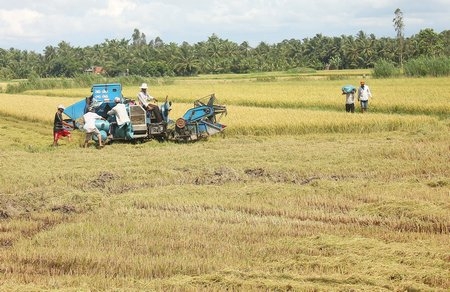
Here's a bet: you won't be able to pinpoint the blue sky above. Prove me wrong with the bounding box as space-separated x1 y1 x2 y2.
0 0 449 52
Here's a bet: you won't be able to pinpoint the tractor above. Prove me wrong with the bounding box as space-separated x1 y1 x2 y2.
63 83 227 144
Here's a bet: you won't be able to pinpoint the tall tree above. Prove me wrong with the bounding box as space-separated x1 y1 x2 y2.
132 28 146 46
413 28 443 57
172 42 200 76
393 8 405 68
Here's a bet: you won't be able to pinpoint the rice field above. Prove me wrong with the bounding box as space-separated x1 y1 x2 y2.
24 76 450 116
0 74 449 291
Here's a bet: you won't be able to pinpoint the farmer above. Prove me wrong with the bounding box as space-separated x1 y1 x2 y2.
53 104 73 146
341 85 356 113
107 97 131 138
357 80 372 113
82 107 106 148
137 83 163 122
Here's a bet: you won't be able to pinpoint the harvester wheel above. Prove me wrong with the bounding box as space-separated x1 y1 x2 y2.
176 118 186 129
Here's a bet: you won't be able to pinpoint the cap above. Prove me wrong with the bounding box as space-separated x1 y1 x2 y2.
57 104 65 110
114 97 121 103
360 80 365 84
140 83 148 89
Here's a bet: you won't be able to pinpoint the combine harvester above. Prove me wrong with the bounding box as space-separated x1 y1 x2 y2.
64 83 227 144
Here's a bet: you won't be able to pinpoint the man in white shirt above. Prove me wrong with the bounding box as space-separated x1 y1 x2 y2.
108 97 130 125
342 85 356 113
83 107 105 148
357 80 372 113
137 83 163 122
107 97 131 138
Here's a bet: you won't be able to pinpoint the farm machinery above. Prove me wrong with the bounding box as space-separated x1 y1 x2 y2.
63 83 227 143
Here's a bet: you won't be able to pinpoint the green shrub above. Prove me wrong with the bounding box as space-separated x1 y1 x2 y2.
4 75 175 93
372 60 400 78
404 56 450 77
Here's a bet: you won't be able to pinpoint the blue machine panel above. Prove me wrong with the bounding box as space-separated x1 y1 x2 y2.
64 99 87 121
92 83 122 103
64 83 123 121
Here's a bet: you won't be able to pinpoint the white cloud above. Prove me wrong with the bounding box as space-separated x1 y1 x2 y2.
90 0 137 17
0 0 448 51
0 9 44 41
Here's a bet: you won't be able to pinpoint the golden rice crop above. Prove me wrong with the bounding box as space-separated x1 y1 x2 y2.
138 77 450 115
21 76 450 117
223 105 444 135
2 93 443 137
0 94 78 124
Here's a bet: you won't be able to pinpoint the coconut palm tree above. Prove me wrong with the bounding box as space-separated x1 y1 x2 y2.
172 42 200 76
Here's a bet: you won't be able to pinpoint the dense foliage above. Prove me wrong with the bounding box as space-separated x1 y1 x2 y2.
0 28 449 79
372 60 401 78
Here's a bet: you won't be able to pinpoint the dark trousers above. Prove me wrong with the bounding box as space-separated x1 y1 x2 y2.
346 103 355 113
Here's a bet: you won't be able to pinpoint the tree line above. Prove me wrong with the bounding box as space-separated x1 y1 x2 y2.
0 27 449 80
